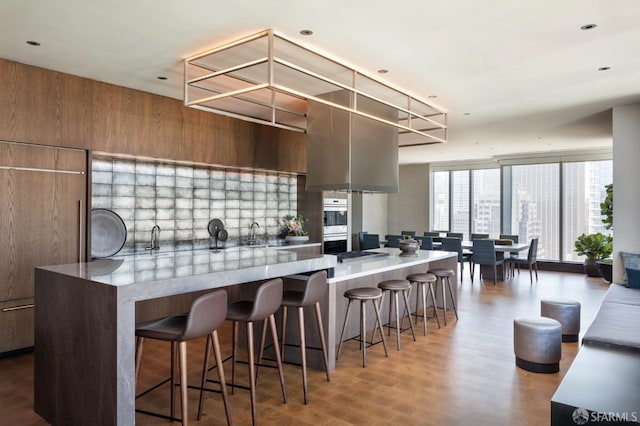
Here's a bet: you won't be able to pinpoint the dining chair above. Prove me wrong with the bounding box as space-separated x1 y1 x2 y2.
441 237 472 281
471 233 489 240
385 234 403 248
361 233 380 250
401 230 416 238
414 236 434 250
507 238 539 283
423 231 440 237
446 232 464 239
471 239 505 285
357 231 368 250
500 234 520 259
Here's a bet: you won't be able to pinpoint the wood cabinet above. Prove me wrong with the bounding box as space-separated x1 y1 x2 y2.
0 141 87 353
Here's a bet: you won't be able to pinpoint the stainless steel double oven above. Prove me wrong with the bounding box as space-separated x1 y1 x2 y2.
322 198 347 253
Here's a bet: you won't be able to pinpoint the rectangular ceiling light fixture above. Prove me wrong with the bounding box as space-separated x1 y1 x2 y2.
184 29 447 144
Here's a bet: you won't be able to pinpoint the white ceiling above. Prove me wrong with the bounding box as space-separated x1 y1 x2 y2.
2 0 639 164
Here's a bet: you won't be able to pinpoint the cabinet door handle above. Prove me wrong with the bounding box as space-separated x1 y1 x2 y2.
2 304 35 312
79 199 83 262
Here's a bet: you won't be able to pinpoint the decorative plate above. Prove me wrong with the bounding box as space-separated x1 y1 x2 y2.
91 208 127 258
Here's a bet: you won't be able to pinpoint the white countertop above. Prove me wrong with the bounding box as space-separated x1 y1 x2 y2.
36 246 336 301
327 248 457 283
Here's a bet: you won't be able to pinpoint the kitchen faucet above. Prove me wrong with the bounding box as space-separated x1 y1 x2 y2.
249 221 260 243
146 225 161 250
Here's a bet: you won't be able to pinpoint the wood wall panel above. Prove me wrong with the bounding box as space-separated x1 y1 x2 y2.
0 58 306 173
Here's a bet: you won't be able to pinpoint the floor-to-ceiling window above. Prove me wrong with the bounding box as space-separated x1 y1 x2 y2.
451 170 470 238
510 163 560 260
430 154 612 263
562 160 613 261
432 171 449 231
472 169 501 237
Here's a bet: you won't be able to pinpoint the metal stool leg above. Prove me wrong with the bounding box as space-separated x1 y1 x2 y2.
361 300 367 367
371 298 389 358
446 276 458 320
427 282 441 329
401 289 416 341
313 302 331 382
336 299 353 360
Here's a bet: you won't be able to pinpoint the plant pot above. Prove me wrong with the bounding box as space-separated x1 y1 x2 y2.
285 235 309 244
597 261 613 283
583 259 601 277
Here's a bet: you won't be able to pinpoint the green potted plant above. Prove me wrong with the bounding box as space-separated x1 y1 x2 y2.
597 183 613 282
574 232 613 277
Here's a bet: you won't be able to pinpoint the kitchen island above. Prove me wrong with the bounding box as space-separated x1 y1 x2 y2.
34 246 456 425
34 246 336 426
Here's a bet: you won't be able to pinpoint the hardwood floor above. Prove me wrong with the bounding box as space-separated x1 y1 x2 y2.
0 270 609 425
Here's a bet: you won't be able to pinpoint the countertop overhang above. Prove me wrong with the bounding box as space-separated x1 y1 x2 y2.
36 245 335 302
327 248 457 283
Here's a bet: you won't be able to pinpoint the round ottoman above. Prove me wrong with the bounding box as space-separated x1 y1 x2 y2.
513 316 562 373
540 298 581 342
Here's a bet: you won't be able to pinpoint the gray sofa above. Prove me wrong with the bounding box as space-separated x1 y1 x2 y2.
551 283 640 425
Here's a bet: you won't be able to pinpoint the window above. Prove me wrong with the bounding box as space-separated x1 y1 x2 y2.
451 171 469 238
472 169 501 237
562 161 612 261
510 163 559 260
430 158 611 263
432 171 449 231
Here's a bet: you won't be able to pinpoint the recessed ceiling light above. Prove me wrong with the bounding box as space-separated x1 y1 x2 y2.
300 29 313 36
377 69 388 74
580 24 597 30
598 66 611 71
26 40 41 46
157 76 168 80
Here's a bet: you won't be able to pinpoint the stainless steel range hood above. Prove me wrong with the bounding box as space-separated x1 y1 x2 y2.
306 90 399 193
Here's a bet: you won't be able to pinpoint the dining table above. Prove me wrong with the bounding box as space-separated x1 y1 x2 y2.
434 240 531 280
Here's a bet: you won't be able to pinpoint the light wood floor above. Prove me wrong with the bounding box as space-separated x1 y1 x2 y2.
0 270 610 425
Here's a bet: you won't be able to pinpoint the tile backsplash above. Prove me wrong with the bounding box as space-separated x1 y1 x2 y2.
92 157 298 253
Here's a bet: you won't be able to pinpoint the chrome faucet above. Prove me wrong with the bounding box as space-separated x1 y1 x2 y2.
147 225 161 250
249 221 260 243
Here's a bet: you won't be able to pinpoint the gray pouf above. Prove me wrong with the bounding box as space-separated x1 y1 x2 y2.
541 298 581 342
513 316 562 373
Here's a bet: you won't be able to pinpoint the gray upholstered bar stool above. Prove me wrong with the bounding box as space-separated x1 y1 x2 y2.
375 279 416 350
336 287 389 367
226 278 287 426
541 298 581 342
134 289 231 426
406 272 441 335
428 268 458 325
277 271 331 404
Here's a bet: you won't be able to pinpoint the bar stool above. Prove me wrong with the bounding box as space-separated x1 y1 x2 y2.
428 268 458 325
406 272 441 335
134 290 231 426
374 279 416 350
277 271 331 404
336 287 389 367
226 278 287 426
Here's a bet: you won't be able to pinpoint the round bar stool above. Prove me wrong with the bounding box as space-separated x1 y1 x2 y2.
226 278 287 426
541 298 581 342
374 279 416 350
277 271 331 404
336 287 389 367
513 316 562 373
406 272 441 335
428 268 458 326
135 290 231 426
